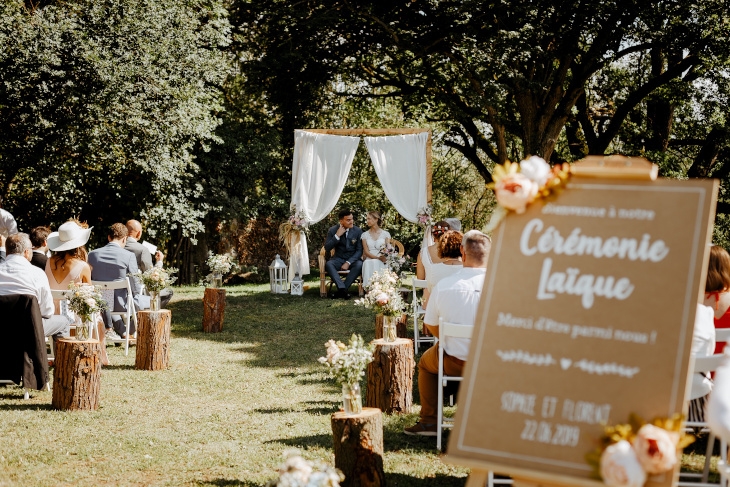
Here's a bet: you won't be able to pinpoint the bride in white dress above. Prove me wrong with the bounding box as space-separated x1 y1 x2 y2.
361 211 391 288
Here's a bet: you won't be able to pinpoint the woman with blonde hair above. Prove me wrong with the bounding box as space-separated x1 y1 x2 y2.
361 211 391 287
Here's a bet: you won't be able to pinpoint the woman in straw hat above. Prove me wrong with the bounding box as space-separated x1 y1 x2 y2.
45 220 109 365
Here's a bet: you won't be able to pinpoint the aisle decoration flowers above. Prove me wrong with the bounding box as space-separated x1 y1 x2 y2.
382 244 413 276
318 334 374 415
67 282 107 340
586 413 694 487
130 266 177 311
266 449 344 487
205 251 239 288
355 268 406 317
416 204 434 228
279 204 310 257
485 156 571 231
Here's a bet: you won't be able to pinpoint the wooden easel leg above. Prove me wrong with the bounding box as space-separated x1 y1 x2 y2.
466 469 490 487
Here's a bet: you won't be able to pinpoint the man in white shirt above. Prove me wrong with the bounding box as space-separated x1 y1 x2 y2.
0 195 18 239
0 233 71 338
405 230 491 436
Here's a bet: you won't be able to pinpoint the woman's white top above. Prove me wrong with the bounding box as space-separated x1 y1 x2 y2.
362 229 390 258
427 263 463 291
691 304 716 400
708 346 730 443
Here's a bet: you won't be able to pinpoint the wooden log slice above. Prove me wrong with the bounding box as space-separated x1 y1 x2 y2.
374 313 408 340
331 407 385 487
366 338 414 414
51 338 101 411
202 288 226 333
135 310 172 371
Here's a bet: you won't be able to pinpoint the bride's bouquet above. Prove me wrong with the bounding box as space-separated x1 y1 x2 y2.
355 268 406 317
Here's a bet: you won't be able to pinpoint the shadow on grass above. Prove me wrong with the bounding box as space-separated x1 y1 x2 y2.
0 402 53 411
266 433 333 449
168 287 383 370
102 364 135 371
385 472 467 486
196 480 260 486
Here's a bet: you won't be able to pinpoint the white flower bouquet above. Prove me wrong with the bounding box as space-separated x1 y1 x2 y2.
355 268 406 317
381 244 412 275
207 251 239 275
130 266 177 293
318 334 374 387
67 282 107 322
266 449 343 487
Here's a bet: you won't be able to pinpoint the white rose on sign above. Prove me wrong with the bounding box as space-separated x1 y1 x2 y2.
519 155 551 187
599 440 647 487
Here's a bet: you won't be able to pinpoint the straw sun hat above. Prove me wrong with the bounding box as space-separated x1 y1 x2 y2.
47 222 93 252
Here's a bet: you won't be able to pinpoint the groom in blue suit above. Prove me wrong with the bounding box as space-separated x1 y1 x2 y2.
324 209 363 299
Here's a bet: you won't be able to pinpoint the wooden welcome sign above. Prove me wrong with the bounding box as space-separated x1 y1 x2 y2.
445 158 717 487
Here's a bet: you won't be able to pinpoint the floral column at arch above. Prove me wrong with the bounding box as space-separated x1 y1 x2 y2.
288 130 360 281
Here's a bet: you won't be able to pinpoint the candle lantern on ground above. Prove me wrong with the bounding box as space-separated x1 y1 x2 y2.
290 272 304 296
269 254 288 294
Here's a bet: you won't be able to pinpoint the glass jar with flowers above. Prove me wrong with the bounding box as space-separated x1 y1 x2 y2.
205 251 239 289
67 282 107 340
318 334 374 416
130 267 177 311
355 269 406 342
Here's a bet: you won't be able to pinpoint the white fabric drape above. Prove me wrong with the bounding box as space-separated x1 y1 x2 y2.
364 133 429 223
289 130 360 278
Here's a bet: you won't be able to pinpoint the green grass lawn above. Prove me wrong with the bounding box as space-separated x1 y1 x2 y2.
0 281 468 486
0 281 721 486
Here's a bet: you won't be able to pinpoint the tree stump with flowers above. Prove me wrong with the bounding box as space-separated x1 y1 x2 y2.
374 313 408 340
331 407 385 487
366 338 414 414
202 288 226 333
52 338 102 411
135 310 171 370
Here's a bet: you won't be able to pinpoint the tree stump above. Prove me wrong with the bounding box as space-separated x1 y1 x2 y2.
331 408 385 487
366 338 415 414
375 313 408 340
135 310 171 371
52 338 101 411
202 288 226 333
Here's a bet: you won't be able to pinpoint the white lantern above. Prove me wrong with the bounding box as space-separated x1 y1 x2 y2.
269 254 288 294
290 272 304 296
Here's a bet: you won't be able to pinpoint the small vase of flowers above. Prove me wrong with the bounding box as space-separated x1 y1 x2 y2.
318 334 374 416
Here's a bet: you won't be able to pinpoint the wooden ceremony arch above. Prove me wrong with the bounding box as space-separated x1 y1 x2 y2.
299 128 433 204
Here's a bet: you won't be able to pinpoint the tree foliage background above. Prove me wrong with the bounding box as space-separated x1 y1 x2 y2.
1 0 729 282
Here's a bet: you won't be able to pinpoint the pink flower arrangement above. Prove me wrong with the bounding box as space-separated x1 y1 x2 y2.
493 172 538 214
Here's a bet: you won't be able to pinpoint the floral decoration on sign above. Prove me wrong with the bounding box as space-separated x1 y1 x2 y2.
586 413 694 487
355 268 407 317
266 449 344 487
416 204 434 228
67 282 107 322
130 266 177 293
318 334 374 389
485 156 571 231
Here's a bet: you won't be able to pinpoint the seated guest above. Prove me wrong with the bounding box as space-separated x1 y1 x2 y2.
324 209 363 299
0 233 71 339
125 219 172 308
0 234 5 262
88 223 150 338
0 195 18 239
689 304 715 423
30 226 51 270
423 230 464 308
416 219 461 306
46 221 110 365
405 230 490 436
704 245 730 354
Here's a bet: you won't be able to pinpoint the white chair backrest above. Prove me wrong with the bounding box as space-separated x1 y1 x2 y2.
51 289 72 300
412 278 427 290
693 353 726 374
439 318 474 339
91 278 131 291
716 328 730 343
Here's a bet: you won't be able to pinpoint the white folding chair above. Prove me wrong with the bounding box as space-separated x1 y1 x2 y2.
679 352 728 487
437 318 473 450
412 278 435 354
92 278 138 356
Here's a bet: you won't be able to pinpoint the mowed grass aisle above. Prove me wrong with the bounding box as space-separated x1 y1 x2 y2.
0 283 468 486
